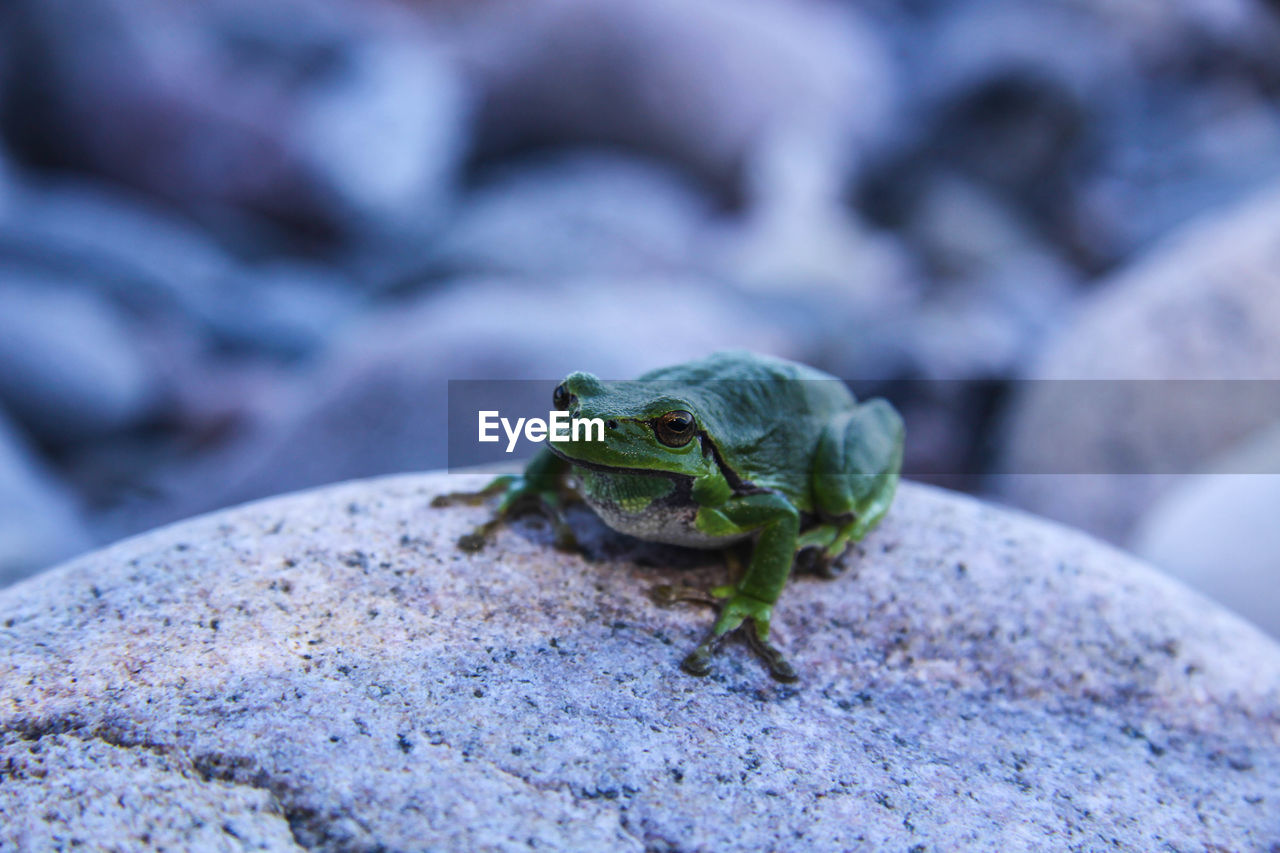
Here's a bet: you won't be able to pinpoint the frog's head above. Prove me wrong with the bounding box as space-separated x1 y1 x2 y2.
547 371 711 478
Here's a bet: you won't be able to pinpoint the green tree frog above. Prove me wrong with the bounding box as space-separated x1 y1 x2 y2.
435 351 904 681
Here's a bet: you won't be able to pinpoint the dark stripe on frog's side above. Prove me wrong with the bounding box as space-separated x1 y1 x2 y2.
695 431 769 497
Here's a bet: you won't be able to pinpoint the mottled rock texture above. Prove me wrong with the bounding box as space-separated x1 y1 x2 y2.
2 473 1278 851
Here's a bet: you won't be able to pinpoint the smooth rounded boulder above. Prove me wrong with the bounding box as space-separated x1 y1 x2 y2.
1 473 1277 850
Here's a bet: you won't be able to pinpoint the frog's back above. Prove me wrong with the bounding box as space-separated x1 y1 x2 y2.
639 350 835 384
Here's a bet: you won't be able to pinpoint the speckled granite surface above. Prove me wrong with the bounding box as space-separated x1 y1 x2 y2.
1 473 1277 850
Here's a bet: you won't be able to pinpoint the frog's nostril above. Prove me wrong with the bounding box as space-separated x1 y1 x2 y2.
606 420 618 430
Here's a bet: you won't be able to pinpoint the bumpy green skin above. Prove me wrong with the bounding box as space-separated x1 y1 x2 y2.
438 351 904 682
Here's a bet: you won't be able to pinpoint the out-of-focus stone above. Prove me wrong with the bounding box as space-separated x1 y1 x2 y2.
711 125 919 324
1132 421 1280 639
1060 0 1280 71
0 145 14 216
862 1 1128 269
4 0 464 237
107 278 805 537
1088 79 1280 259
424 151 715 278
863 0 1280 270
1 473 1277 849
0 275 161 443
0 411 92 586
991 179 1280 543
5 180 362 359
291 28 467 235
460 0 894 199
5 178 237 331
900 176 1080 379
203 261 364 361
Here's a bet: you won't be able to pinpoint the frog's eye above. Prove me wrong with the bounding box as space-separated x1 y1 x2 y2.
553 383 572 411
654 410 696 447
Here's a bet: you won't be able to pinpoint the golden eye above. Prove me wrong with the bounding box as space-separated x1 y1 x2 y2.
654 410 696 447
553 383 572 411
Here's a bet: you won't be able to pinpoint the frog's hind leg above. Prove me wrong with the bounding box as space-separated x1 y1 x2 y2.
795 506 892 578
795 522 854 578
805 398 905 573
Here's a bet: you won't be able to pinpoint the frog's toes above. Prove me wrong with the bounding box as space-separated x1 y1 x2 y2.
680 649 713 678
550 524 580 553
456 517 506 552
649 584 680 607
649 584 717 608
676 594 799 682
431 491 485 508
680 633 724 677
794 547 828 577
815 555 848 580
795 545 849 580
745 622 799 683
769 656 798 683
432 477 514 508
677 616 798 682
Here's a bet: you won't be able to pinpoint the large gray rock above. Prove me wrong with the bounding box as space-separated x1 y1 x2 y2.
992 179 1280 543
2 473 1278 850
0 730 299 851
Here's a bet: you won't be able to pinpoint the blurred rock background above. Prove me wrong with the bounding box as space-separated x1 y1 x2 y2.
0 0 1277 632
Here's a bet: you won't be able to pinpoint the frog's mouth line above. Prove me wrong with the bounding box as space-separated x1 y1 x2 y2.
546 445 691 481
548 435 767 498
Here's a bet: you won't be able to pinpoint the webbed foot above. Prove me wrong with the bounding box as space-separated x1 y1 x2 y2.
794 546 848 579
678 591 798 683
433 474 578 552
649 584 718 608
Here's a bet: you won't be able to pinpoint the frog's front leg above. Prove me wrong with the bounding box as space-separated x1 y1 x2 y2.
431 449 578 551
680 492 801 682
